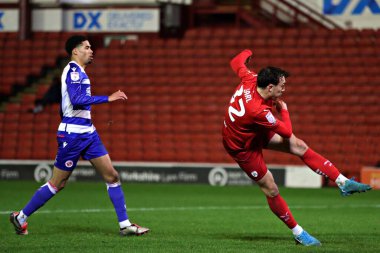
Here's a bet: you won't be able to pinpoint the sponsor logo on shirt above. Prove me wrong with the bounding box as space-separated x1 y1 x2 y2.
265 111 276 125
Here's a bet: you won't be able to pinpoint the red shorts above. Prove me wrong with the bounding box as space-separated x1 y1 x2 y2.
223 131 276 181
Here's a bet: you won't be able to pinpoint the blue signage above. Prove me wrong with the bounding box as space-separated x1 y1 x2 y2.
73 11 101 30
324 0 380 15
0 12 4 29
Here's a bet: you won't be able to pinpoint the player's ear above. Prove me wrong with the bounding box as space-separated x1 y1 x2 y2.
267 84 274 93
72 47 79 56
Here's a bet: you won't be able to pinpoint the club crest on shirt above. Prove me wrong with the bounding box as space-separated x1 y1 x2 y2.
70 71 80 81
65 160 73 168
265 111 276 125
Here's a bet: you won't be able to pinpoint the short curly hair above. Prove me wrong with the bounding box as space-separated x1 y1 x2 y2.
65 35 88 56
257 66 289 88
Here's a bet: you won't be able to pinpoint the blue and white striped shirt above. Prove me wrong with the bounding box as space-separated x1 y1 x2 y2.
58 61 108 134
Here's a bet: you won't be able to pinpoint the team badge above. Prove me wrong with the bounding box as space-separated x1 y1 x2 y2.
265 111 276 125
251 171 258 178
65 160 73 168
70 72 80 81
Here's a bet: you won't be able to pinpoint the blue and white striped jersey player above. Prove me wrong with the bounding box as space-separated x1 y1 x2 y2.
10 35 149 236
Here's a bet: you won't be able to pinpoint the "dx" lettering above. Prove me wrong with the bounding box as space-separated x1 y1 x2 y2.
324 0 380 15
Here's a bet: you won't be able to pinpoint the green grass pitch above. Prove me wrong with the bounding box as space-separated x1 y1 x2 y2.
1 181 379 253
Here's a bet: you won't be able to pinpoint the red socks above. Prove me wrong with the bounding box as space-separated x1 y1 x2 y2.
266 194 297 229
301 148 340 181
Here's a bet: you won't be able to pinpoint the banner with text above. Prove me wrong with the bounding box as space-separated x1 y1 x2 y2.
63 9 159 32
0 160 321 188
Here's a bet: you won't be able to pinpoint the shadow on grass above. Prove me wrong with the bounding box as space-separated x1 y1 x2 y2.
214 232 290 242
54 224 117 237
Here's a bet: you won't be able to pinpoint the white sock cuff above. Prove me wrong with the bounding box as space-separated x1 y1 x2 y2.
43 182 57 194
335 174 349 187
18 210 28 224
19 210 28 218
291 224 303 236
119 219 132 228
106 182 121 189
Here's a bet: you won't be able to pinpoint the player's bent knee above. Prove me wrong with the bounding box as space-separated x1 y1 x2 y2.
104 170 120 184
267 186 279 198
290 137 309 156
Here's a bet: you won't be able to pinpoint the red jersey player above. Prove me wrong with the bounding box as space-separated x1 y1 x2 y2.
222 49 371 246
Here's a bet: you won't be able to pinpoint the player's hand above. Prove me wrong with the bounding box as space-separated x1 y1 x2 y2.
108 90 128 102
275 99 288 112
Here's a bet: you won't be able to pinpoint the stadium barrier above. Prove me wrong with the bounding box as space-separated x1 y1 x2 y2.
0 160 321 188
361 166 380 190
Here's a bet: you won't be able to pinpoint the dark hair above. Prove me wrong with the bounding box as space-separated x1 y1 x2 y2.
65 35 88 56
257 66 289 88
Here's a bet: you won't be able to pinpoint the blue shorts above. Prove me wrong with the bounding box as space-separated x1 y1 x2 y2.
54 131 108 171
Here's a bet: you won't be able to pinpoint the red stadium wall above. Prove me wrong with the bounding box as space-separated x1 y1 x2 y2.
0 28 379 179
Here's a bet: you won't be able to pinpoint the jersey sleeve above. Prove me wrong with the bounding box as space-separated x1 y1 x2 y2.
66 66 108 106
230 49 256 81
254 109 293 138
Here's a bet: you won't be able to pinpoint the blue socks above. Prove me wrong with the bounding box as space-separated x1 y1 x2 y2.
22 182 57 216
20 181 129 227
107 182 128 222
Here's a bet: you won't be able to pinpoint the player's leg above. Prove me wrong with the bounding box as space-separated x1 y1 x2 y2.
10 134 80 235
86 132 149 236
257 171 321 246
90 154 149 236
10 167 71 235
227 144 320 246
266 133 371 195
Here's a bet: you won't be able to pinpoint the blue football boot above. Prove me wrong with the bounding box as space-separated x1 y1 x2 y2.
340 178 372 196
294 230 321 246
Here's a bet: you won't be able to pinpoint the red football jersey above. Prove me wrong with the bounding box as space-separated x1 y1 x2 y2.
222 49 292 153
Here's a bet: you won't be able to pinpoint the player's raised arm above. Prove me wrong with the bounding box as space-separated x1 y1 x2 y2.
108 90 128 102
230 49 254 79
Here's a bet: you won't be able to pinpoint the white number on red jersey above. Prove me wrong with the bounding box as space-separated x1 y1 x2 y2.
228 85 245 122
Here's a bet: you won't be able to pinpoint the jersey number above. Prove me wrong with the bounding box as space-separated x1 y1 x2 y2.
228 86 246 122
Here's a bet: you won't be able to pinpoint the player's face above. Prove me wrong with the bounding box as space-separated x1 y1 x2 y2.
75 40 93 66
271 76 286 98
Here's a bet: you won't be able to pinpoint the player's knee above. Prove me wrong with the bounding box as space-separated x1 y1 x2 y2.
290 137 309 156
104 170 120 184
267 186 279 197
259 182 279 197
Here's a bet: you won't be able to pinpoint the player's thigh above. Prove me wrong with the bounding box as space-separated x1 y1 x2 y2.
267 133 308 156
90 154 119 183
235 150 268 181
256 170 279 197
266 133 291 153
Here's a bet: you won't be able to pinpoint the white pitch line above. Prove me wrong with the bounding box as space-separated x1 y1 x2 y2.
1 204 379 215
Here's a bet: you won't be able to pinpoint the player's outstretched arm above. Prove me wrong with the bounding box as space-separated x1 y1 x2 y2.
108 90 128 102
230 49 252 76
